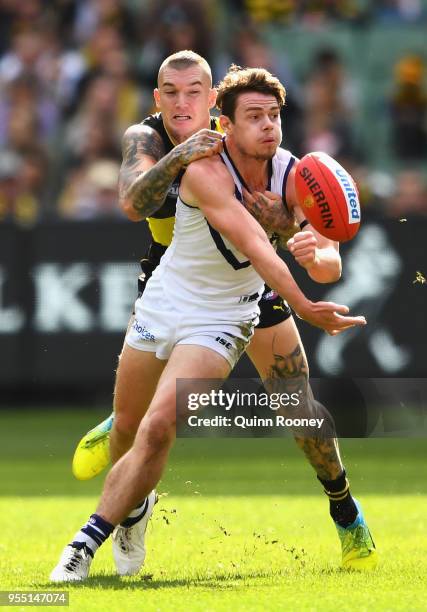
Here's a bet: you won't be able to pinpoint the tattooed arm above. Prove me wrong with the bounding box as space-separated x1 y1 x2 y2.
119 124 167 221
119 124 223 221
241 188 300 245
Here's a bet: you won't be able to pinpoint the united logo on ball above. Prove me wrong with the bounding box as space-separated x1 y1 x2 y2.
295 152 361 242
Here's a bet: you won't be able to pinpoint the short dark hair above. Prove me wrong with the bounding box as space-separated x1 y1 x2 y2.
158 50 212 86
216 65 286 120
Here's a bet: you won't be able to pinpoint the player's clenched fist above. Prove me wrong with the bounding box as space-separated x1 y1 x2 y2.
287 230 319 269
175 129 223 166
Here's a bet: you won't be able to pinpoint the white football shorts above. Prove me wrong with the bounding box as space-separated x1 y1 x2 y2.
125 277 259 368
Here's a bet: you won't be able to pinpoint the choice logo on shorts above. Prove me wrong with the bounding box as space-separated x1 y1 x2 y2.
133 319 156 342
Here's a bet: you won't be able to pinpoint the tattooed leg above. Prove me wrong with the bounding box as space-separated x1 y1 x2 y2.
247 317 344 480
293 436 343 481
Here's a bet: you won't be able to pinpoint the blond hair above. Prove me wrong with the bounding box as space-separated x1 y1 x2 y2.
158 50 212 86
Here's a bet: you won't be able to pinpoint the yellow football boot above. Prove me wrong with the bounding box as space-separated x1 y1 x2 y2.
72 414 114 480
336 499 379 570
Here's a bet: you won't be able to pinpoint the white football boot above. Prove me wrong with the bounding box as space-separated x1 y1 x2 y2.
112 490 157 576
50 545 92 582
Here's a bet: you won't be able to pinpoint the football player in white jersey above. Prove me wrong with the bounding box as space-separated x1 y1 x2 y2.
51 63 377 582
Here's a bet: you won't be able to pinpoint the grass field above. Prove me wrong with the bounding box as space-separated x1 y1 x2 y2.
0 409 426 611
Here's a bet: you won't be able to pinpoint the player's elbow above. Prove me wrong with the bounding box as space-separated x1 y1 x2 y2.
121 197 145 222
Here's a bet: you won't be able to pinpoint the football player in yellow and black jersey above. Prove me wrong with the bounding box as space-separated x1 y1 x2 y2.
70 53 376 576
136 113 222 251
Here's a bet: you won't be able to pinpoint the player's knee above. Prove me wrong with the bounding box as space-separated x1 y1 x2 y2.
142 410 176 449
113 411 140 441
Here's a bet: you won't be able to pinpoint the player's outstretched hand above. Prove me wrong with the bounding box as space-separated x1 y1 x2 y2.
298 301 367 336
176 129 223 166
287 230 319 269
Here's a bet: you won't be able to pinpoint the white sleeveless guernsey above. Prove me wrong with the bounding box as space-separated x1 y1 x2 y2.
146 143 296 323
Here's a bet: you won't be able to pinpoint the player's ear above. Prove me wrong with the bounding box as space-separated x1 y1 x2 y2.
219 114 233 134
208 87 217 110
153 88 161 109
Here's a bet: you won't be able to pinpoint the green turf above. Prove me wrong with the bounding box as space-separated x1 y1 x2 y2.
0 409 426 611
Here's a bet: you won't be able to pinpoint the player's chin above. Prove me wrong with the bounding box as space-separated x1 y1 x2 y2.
256 142 278 159
170 117 196 136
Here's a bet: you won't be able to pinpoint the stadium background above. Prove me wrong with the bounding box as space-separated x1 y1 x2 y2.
0 2 426 609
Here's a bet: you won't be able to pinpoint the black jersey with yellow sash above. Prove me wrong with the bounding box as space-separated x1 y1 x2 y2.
141 113 221 247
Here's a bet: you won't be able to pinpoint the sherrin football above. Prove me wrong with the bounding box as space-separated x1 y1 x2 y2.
294 152 361 242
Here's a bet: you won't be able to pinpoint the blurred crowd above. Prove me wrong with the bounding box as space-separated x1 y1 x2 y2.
0 0 426 226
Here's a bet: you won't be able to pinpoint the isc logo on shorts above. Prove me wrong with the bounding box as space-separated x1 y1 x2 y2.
133 319 156 342
215 336 232 350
